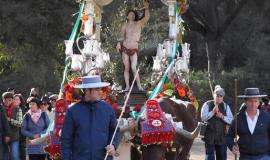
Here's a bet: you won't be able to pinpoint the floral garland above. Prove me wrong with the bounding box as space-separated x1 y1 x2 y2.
156 79 199 110
102 86 118 111
63 78 81 104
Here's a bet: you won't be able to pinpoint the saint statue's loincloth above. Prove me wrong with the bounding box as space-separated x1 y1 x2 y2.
120 43 139 57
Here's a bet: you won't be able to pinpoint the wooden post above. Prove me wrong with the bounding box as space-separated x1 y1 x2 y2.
234 79 238 160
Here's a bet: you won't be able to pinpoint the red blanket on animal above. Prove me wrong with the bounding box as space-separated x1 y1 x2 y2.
141 100 174 146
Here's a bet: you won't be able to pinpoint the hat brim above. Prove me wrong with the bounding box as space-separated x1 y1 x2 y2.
74 82 110 89
238 95 267 98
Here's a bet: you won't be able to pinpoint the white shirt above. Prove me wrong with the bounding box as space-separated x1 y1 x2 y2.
245 109 260 134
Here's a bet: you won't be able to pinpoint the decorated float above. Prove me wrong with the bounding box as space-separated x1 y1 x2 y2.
34 0 202 159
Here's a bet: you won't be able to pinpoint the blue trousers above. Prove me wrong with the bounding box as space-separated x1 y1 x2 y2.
205 143 227 160
3 141 20 160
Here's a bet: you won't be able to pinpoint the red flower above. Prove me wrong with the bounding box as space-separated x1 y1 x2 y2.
177 88 186 97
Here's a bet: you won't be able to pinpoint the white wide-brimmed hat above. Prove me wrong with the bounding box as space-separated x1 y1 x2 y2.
238 88 267 98
74 75 110 89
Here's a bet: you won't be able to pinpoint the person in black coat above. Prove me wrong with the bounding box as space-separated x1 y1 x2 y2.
227 88 270 160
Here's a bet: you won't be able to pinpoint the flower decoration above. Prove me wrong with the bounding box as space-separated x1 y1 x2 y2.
102 85 118 108
154 79 199 111
44 144 61 160
63 77 81 104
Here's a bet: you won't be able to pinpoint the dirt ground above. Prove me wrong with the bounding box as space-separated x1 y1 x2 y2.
190 137 234 160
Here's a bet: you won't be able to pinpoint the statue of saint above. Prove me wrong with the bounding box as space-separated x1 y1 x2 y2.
116 0 150 92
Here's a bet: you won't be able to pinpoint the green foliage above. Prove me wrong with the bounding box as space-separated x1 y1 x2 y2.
0 0 269 103
0 0 77 96
189 70 212 108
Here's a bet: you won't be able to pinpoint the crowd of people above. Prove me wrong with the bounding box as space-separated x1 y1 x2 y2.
201 85 270 160
1 81 270 160
0 88 58 160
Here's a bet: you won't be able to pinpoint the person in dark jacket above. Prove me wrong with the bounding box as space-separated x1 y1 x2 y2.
21 97 49 160
61 75 120 160
201 85 233 160
1 92 23 160
227 88 270 160
261 97 270 113
0 100 11 160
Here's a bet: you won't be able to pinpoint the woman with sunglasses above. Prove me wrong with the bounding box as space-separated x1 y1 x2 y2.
40 96 54 120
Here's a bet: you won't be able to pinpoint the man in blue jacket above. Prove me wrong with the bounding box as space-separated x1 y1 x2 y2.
61 75 120 160
227 88 270 160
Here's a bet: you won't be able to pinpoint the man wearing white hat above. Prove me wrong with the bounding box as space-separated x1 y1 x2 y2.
227 88 270 160
61 75 120 160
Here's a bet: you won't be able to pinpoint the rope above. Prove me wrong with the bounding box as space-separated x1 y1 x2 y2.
58 0 86 96
104 69 140 160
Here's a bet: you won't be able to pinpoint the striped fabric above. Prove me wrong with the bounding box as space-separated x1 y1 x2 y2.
26 143 46 155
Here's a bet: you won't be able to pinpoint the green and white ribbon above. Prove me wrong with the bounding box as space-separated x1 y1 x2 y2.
134 2 180 119
59 0 86 95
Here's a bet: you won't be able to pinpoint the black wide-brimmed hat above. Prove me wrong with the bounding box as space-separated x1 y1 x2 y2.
238 88 267 98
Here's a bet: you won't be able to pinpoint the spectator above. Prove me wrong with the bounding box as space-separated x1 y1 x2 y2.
0 97 11 160
29 88 38 98
49 94 58 111
21 97 49 160
1 92 23 160
13 94 27 160
40 96 53 120
261 97 270 113
201 85 233 160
